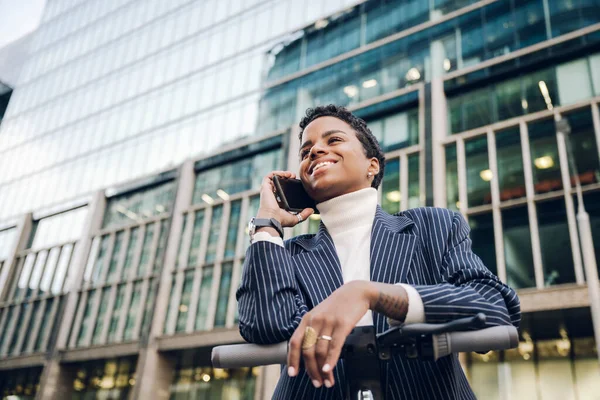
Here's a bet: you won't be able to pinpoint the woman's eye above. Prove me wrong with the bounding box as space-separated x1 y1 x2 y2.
329 137 341 143
300 151 309 159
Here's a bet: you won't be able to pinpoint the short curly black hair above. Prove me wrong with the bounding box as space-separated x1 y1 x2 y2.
298 104 385 189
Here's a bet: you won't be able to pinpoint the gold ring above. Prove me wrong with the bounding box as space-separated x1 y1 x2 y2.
318 335 333 341
302 326 318 349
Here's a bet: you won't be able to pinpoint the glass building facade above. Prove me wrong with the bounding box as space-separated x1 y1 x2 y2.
0 0 599 398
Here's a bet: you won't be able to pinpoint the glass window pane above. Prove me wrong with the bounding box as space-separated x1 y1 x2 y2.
137 224 155 277
141 279 157 336
502 206 535 289
153 220 169 273
176 271 194 333
214 262 233 328
408 154 420 208
77 291 97 346
39 247 60 295
563 108 600 187
123 282 142 340
308 215 321 234
465 137 491 208
107 231 125 282
35 299 55 352
107 285 126 343
195 266 214 331
556 59 593 106
121 228 139 279
187 211 205 267
52 244 73 293
92 288 112 344
537 199 576 286
224 201 242 258
205 206 224 264
381 158 400 214
27 250 47 298
528 119 562 195
469 213 497 276
496 127 526 202
582 191 600 275
92 236 110 284
445 144 459 211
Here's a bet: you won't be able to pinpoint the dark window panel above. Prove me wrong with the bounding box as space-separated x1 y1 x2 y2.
537 199 576 286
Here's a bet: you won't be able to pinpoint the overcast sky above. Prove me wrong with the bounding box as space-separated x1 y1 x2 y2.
0 0 46 49
0 0 46 85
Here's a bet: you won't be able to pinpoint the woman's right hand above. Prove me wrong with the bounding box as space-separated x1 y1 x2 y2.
256 171 314 227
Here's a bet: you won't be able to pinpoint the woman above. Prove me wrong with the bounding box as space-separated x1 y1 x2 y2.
236 105 520 399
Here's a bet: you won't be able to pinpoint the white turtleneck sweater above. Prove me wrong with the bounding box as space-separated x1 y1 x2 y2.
254 187 424 326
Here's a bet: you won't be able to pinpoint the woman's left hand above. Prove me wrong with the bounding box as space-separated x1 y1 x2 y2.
286 280 375 389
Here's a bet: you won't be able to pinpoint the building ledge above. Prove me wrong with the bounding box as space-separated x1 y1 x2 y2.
59 341 140 362
156 328 244 351
0 353 45 370
518 284 591 313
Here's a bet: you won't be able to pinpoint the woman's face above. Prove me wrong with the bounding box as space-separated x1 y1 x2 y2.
299 116 378 204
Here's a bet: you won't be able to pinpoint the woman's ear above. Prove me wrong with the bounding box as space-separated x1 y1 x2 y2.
369 157 380 176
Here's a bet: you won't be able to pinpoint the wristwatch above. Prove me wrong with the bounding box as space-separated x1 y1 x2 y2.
248 217 284 242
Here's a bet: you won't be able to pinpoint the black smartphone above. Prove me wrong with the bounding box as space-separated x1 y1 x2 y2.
272 175 318 214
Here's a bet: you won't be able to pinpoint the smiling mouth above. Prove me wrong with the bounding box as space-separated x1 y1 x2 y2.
311 161 337 176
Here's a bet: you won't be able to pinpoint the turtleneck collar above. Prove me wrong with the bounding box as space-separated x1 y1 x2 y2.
316 187 378 236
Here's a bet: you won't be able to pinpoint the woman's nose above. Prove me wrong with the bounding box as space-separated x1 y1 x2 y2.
309 144 327 159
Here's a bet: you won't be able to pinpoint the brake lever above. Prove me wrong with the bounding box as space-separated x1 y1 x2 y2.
376 313 487 360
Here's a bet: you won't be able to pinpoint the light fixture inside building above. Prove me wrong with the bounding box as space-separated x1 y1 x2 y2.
556 328 571 356
314 19 329 29
309 214 321 221
179 304 188 313
156 204 166 213
216 189 229 201
443 58 452 71
455 201 461 209
538 81 554 110
386 190 401 203
201 194 214 205
343 85 358 98
479 169 493 182
362 79 377 88
405 67 421 82
519 332 534 360
534 155 554 169
521 99 528 110
202 374 211 382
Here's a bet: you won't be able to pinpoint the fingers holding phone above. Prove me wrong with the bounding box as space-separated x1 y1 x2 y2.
257 171 315 227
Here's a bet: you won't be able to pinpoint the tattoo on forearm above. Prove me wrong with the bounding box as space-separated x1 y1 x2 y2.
373 288 409 322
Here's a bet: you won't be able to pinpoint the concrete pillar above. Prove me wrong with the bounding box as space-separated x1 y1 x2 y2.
429 10 449 208
256 365 281 400
35 360 77 400
132 160 195 399
0 213 32 301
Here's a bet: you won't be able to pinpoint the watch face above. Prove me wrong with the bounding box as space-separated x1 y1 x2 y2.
247 218 255 236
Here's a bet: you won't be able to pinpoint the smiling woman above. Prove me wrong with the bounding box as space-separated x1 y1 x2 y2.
236 104 520 400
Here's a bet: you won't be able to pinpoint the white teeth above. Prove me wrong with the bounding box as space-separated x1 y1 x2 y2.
312 161 334 173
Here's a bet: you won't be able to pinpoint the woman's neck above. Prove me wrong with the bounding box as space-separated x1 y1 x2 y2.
316 187 378 236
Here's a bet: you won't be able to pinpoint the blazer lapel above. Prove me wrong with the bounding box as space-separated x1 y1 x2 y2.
293 223 344 307
370 206 417 331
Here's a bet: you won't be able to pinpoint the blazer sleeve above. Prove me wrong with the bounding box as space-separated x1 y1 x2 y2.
236 240 308 344
413 211 521 328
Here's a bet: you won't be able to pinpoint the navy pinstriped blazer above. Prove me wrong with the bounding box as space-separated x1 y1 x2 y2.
237 206 521 399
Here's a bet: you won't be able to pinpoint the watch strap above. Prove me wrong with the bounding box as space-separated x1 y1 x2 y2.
252 218 284 238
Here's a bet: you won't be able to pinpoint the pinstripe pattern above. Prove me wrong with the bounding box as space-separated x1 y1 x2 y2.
237 206 521 399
